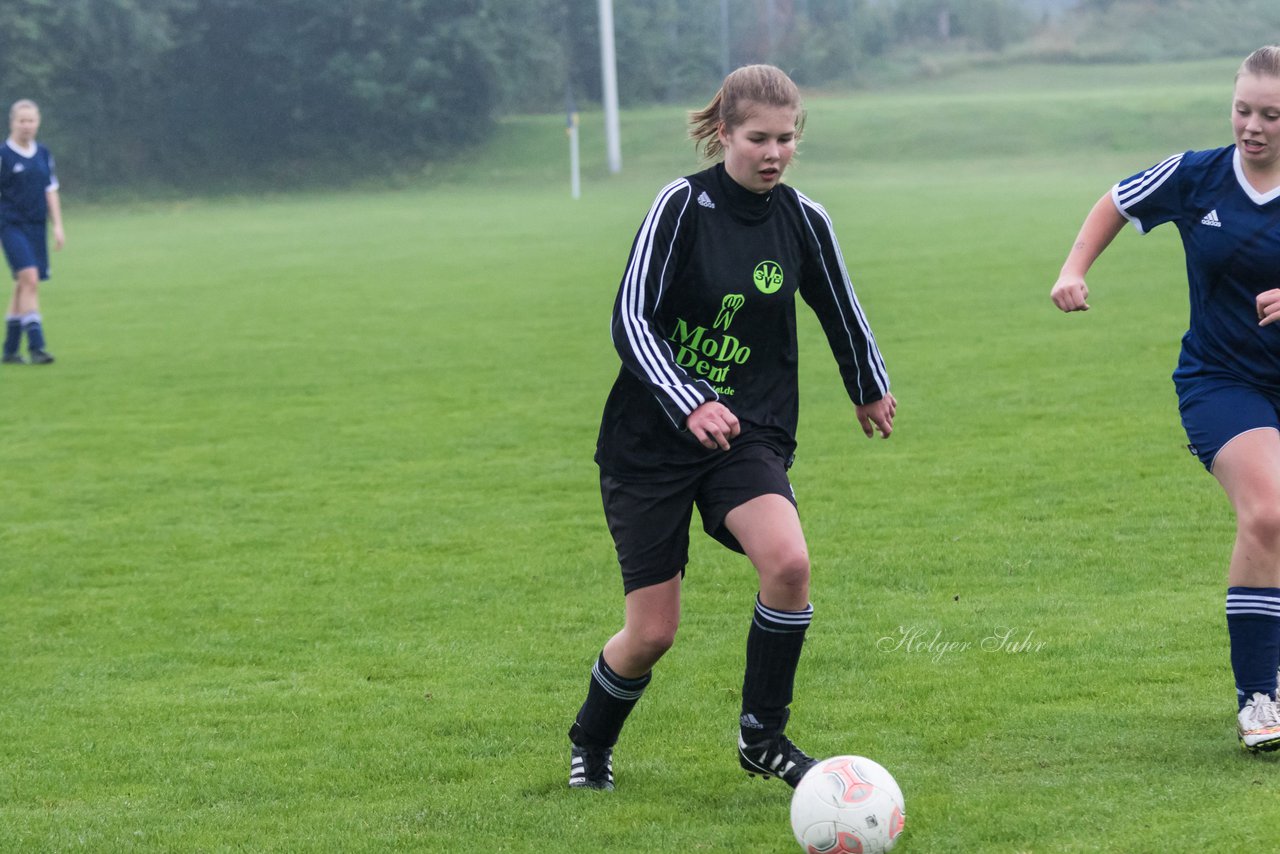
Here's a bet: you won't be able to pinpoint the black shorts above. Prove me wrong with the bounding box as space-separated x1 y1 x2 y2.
599 443 796 594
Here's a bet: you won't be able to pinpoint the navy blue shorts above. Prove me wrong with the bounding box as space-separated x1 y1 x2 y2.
599 443 796 594
1177 376 1280 471
1 223 49 280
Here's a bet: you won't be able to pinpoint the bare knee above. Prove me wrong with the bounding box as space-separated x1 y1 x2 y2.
1239 504 1280 554
759 546 811 595
12 272 38 309
630 620 678 661
608 618 678 674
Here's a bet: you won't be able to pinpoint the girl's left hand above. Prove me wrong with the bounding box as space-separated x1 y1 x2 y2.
52 225 65 251
856 392 897 439
1258 289 1280 326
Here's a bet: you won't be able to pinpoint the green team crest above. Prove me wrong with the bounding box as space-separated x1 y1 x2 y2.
753 260 783 294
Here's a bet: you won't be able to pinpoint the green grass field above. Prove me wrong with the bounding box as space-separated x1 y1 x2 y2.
4 58 1277 851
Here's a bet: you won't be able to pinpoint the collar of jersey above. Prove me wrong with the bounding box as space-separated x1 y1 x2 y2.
1232 146 1280 206
712 162 775 225
4 139 37 158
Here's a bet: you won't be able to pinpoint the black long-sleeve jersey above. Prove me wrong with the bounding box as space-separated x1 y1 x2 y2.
596 162 890 479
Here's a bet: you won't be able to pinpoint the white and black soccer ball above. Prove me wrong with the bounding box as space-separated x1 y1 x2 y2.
789 755 905 854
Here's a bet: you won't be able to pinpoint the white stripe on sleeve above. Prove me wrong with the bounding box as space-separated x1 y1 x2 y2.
615 179 704 417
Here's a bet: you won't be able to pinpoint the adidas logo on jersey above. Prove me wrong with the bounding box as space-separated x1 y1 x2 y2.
1200 209 1222 227
11 163 23 173
697 190 715 209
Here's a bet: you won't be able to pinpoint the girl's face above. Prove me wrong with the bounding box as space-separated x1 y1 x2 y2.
718 103 798 194
10 106 39 146
1233 73 1280 172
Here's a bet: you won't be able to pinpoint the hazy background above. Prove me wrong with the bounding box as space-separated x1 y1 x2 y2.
0 0 1273 194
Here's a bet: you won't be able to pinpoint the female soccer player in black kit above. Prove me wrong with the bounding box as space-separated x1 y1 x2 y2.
568 65 896 791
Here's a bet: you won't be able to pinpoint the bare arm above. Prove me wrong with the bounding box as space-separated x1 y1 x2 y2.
46 188 64 250
1050 191 1127 313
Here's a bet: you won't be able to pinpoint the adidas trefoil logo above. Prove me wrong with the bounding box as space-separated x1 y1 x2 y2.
1201 209 1222 227
697 190 715 209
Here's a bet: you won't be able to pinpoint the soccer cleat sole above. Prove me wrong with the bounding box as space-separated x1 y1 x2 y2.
739 758 787 781
1239 734 1280 753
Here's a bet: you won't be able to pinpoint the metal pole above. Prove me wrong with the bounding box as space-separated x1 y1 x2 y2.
566 85 581 199
569 121 581 199
598 0 622 174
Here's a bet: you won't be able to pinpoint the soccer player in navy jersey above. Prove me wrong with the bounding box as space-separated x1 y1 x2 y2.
1 99 63 365
1052 46 1280 752
567 65 897 791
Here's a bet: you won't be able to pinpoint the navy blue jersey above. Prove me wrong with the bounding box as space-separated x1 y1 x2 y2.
1113 146 1280 391
596 162 890 478
0 139 58 226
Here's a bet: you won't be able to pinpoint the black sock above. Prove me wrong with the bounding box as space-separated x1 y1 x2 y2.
571 652 651 748
741 595 812 740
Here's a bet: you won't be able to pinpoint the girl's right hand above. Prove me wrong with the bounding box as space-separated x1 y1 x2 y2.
1051 275 1090 313
1258 289 1280 326
686 401 740 451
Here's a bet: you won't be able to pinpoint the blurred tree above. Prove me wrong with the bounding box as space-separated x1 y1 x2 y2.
891 0 1030 50
159 0 498 183
0 0 188 185
0 0 60 100
614 0 721 103
772 0 894 83
481 0 598 112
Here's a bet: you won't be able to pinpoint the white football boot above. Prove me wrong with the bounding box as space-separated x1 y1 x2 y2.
1237 692 1280 752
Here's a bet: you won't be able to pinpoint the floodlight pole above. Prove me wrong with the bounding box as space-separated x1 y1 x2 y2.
598 0 622 174
569 113 581 199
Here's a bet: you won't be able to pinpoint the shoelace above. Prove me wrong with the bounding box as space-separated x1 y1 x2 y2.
1254 696 1280 728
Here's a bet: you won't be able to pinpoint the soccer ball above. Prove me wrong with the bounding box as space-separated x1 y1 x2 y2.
789 755 905 854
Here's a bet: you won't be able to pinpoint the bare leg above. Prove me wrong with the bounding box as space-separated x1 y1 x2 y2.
724 493 810 610
1213 428 1280 747
1213 428 1280 588
724 493 815 777
10 267 39 316
571 575 681 768
602 574 682 678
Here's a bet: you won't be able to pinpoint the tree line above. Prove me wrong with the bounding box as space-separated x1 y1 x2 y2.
0 0 1046 192
6 0 1258 194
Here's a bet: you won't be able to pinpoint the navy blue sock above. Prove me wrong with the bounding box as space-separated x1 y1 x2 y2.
1226 587 1280 710
22 312 46 352
741 595 813 739
571 652 651 748
3 317 19 357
